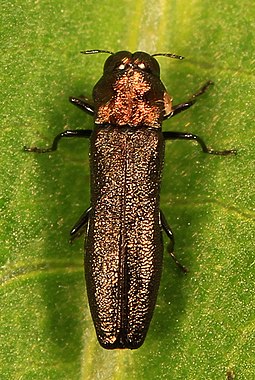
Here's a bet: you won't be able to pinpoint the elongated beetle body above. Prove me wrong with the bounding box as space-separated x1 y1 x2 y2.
24 50 236 349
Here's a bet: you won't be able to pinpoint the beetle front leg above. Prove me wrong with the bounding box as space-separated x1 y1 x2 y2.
160 210 188 273
164 81 213 119
24 129 92 153
69 96 94 116
163 131 237 155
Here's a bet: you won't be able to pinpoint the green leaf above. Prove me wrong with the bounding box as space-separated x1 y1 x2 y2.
1 1 254 379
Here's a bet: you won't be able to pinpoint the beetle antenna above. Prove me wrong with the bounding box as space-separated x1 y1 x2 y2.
81 49 114 55
152 53 185 60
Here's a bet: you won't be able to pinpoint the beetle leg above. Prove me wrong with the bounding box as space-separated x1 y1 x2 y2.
24 129 92 153
160 210 188 273
70 206 92 243
164 81 213 119
69 96 94 116
163 131 237 155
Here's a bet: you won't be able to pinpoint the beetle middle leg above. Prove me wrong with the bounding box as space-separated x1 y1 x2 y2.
160 210 188 273
163 131 237 155
24 129 92 153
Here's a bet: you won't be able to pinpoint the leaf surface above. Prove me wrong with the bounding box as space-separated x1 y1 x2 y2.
1 1 254 379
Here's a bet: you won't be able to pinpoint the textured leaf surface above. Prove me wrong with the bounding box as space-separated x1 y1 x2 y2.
1 1 254 379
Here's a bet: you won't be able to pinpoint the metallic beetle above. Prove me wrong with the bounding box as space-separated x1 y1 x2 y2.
25 50 236 349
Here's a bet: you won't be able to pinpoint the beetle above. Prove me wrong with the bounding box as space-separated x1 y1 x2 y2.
24 50 236 349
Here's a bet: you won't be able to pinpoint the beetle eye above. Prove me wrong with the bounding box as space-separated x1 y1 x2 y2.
136 61 153 74
118 63 126 70
138 62 146 70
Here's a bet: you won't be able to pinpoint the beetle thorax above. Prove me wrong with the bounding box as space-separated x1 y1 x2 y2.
95 69 164 128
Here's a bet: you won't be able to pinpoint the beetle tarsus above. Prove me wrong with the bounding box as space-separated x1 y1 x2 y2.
23 145 52 153
169 251 188 273
191 80 214 99
165 80 214 119
207 148 237 155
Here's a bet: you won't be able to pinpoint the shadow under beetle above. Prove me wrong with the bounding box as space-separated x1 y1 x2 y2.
24 50 236 349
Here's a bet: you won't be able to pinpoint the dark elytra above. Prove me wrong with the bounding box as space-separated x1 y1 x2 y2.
24 50 236 349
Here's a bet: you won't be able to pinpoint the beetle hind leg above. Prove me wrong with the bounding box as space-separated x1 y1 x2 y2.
160 210 188 273
70 206 92 243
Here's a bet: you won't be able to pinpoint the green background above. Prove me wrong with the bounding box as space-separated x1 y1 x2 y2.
1 1 254 379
